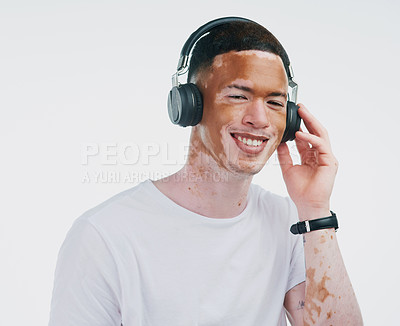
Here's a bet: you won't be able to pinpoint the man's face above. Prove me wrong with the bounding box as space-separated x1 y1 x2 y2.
193 50 288 176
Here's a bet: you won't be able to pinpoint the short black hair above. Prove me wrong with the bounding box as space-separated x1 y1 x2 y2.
187 21 290 83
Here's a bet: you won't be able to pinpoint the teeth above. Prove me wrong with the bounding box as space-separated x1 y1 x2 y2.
236 135 264 147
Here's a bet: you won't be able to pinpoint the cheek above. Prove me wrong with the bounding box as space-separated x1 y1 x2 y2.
271 111 287 138
200 102 236 155
204 103 237 134
202 89 235 134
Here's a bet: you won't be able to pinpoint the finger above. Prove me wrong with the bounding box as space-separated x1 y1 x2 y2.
295 138 313 164
296 131 338 169
294 130 311 155
277 143 293 174
295 131 330 153
297 104 328 138
294 126 316 162
295 131 335 167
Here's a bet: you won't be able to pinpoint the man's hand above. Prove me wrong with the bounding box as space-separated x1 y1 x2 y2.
277 104 339 220
279 104 363 325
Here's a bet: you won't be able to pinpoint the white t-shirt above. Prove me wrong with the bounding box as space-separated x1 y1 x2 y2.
49 180 305 326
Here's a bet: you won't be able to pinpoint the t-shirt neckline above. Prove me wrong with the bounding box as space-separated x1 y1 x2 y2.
143 179 253 224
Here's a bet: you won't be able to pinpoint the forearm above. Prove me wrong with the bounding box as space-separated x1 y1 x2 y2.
302 223 363 325
278 104 363 324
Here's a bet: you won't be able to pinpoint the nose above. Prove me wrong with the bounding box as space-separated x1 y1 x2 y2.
242 99 270 129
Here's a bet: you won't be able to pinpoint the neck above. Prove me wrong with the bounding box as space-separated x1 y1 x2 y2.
153 142 253 219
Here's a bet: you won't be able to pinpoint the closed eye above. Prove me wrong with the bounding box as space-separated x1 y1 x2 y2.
229 95 248 100
268 101 284 107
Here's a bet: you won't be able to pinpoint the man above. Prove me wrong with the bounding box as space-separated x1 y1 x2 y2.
49 18 363 325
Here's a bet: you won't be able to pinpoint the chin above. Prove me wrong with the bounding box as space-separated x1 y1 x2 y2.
217 136 276 176
226 158 267 176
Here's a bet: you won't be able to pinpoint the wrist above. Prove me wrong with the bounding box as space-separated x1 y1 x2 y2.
296 206 331 222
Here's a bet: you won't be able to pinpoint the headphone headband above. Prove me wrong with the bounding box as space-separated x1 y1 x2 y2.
177 17 254 72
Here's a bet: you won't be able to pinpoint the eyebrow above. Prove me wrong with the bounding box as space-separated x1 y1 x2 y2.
227 84 253 93
227 84 287 98
269 91 287 98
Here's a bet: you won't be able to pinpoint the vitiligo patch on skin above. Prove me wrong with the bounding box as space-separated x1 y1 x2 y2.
305 267 334 324
224 49 284 60
211 50 282 68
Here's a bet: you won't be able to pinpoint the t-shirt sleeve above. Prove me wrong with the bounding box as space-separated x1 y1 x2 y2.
285 199 306 293
49 218 122 326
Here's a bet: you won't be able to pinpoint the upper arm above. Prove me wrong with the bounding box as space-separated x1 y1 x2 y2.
49 220 122 326
284 281 305 326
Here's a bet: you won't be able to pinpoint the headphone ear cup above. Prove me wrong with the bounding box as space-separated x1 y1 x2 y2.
281 101 301 143
167 83 203 127
186 83 203 126
168 87 181 125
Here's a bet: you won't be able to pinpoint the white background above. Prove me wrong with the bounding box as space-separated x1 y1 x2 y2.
1 0 399 325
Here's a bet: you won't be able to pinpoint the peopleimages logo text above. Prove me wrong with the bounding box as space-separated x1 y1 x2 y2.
81 141 300 167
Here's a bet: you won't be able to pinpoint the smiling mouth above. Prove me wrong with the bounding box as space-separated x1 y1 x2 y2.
231 133 268 147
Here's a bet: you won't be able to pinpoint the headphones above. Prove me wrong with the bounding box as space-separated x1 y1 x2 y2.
167 17 301 143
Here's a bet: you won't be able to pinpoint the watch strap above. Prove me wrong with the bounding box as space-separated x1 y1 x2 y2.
290 211 338 235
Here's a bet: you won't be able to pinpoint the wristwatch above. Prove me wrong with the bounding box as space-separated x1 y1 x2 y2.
290 211 339 235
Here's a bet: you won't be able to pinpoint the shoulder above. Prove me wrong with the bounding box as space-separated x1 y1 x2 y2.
78 180 153 224
249 183 299 225
75 180 153 233
61 180 158 256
